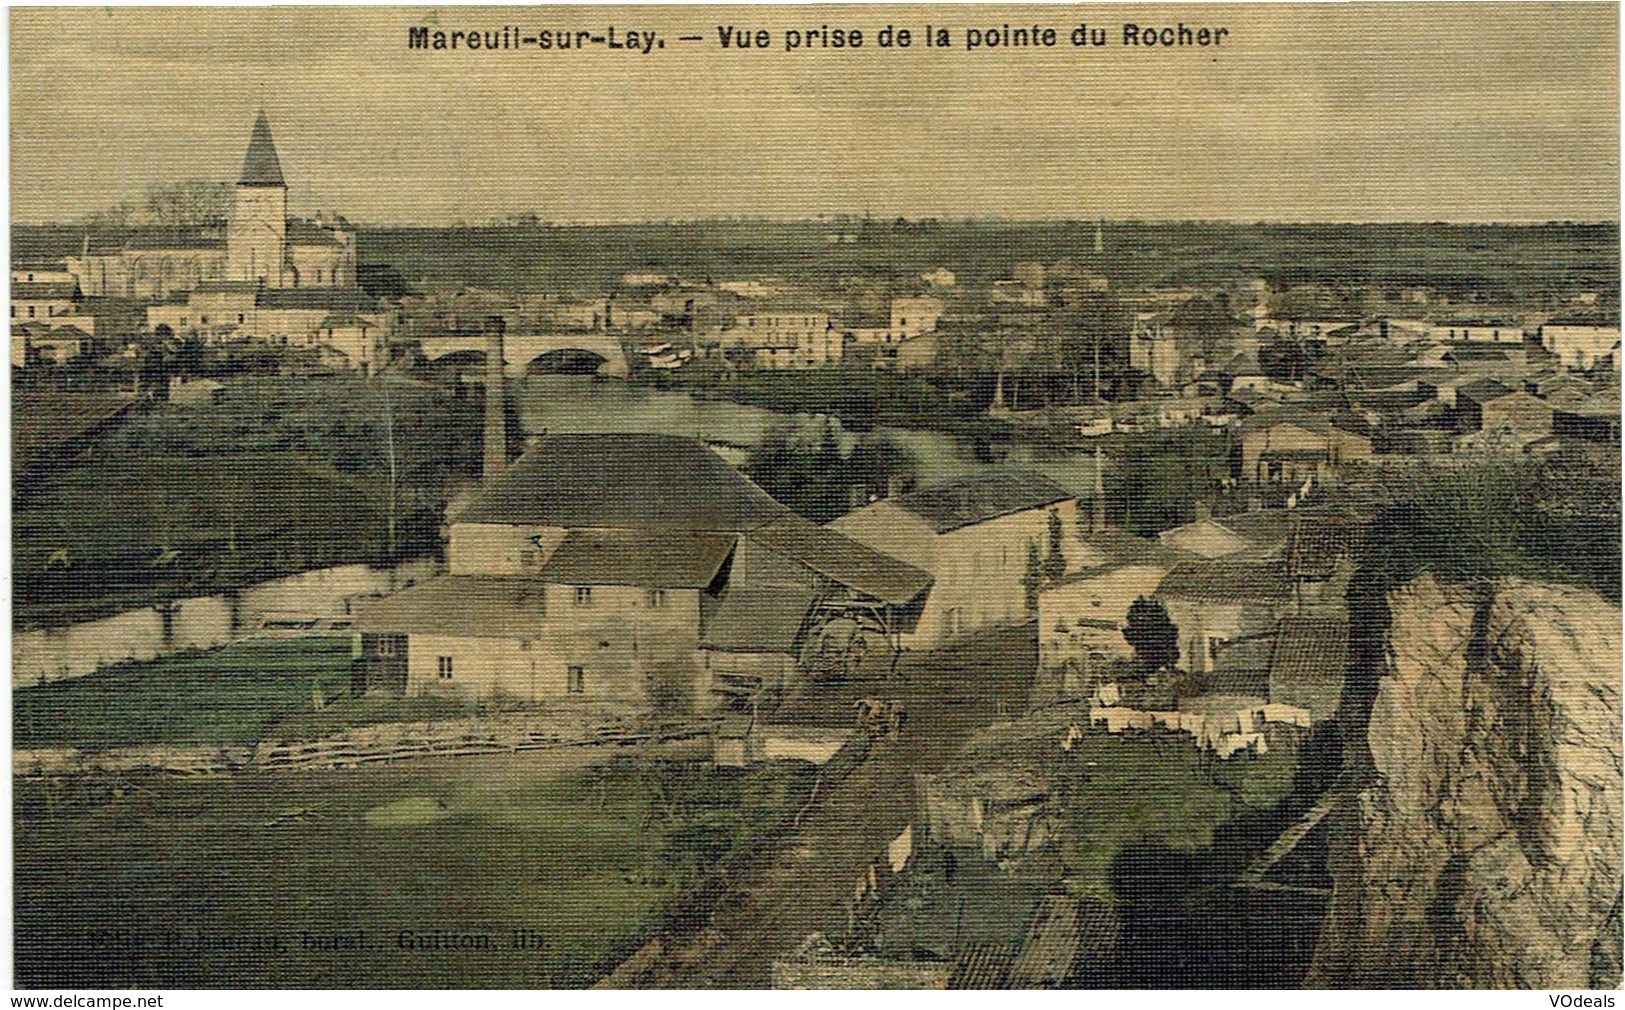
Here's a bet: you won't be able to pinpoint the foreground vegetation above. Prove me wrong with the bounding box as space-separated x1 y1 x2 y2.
14 638 368 750
14 752 815 987
14 375 485 628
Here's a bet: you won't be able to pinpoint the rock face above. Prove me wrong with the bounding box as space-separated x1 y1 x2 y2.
1311 575 1622 988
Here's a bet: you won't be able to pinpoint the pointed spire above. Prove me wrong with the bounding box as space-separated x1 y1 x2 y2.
238 110 285 188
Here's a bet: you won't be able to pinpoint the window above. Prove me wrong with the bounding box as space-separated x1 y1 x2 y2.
519 639 533 651
377 636 396 657
27 305 34 318
437 655 454 680
647 588 667 608
519 550 537 568
567 665 585 693
574 586 593 606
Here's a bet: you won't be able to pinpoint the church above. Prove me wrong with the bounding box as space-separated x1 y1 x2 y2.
68 111 391 371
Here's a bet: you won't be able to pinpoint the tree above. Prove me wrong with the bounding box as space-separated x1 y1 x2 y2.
1123 596 1179 674
1022 541 1043 611
144 179 232 227
1042 507 1068 583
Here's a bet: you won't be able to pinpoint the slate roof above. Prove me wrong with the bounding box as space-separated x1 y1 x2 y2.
239 110 286 187
1156 560 1290 602
749 513 932 605
700 584 816 654
887 471 1071 534
1455 377 1517 404
124 229 225 251
12 281 78 301
536 529 735 588
256 287 380 312
457 433 790 532
352 576 547 638
1268 615 1349 719
194 280 263 295
287 219 345 247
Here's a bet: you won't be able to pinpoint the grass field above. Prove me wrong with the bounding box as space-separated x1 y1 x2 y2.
11 638 406 750
14 752 814 987
13 375 480 628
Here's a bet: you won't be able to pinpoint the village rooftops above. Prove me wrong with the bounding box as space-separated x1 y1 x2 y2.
885 471 1071 534
1156 560 1290 603
536 529 736 588
352 575 547 638
749 513 933 606
457 433 791 532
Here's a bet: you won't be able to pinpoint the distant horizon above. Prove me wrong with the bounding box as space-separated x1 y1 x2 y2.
12 214 1622 230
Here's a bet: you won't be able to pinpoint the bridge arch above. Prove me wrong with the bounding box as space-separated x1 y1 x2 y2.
523 348 609 375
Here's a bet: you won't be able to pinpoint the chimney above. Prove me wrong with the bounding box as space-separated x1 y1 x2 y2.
482 316 507 477
1090 445 1106 532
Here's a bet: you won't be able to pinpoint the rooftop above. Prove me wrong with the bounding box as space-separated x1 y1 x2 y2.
536 529 736 589
351 576 546 638
239 110 286 188
1156 560 1290 602
886 471 1071 534
457 434 790 533
749 513 933 605
700 584 816 654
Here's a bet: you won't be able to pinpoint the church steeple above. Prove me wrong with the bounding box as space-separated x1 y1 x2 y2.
238 110 286 188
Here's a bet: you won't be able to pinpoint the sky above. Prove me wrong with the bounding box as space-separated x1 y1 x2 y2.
9 3 1620 225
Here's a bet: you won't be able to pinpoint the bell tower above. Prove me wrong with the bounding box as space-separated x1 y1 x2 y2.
226 110 288 286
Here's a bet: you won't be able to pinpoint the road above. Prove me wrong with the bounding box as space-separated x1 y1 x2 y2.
600 623 1038 987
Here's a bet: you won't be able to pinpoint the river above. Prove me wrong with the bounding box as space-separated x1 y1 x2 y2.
509 375 1104 494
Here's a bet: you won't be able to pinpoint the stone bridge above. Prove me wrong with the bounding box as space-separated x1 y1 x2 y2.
405 332 630 377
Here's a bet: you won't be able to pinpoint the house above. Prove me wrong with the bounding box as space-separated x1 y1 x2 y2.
1427 320 1525 345
830 472 1077 648
355 434 931 710
11 280 81 325
1235 408 1373 485
1551 392 1622 444
718 307 841 369
1476 390 1553 445
1037 529 1194 681
1154 560 1291 675
1541 320 1621 372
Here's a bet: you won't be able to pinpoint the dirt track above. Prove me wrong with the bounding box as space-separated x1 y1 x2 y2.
603 623 1038 987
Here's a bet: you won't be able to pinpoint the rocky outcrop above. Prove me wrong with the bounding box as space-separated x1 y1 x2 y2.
1311 575 1622 988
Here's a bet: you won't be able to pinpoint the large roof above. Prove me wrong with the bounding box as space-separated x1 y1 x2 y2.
885 471 1071 534
1156 560 1290 602
239 110 286 187
457 433 790 532
352 576 547 638
536 529 735 588
257 286 380 312
700 585 816 654
748 513 933 605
